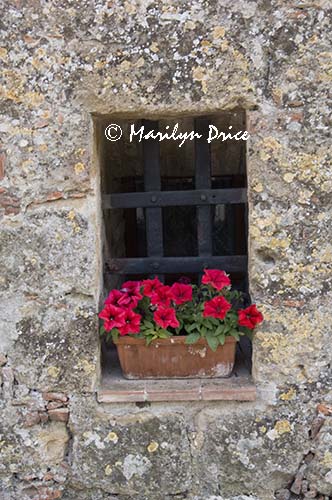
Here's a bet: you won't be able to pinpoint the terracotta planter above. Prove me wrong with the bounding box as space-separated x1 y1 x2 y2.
114 335 237 379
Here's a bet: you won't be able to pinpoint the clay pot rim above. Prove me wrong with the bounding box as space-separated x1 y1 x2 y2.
114 335 237 345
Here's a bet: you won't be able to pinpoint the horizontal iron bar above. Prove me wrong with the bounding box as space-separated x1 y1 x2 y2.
103 188 247 209
108 256 247 274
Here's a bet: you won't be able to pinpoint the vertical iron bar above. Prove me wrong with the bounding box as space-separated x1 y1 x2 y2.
195 118 212 282
142 119 164 280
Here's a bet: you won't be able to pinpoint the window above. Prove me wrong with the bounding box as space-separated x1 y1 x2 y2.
97 112 253 400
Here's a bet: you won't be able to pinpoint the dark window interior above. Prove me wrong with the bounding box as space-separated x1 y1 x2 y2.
98 111 251 376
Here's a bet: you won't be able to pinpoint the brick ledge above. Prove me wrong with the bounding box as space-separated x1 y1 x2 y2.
98 373 256 403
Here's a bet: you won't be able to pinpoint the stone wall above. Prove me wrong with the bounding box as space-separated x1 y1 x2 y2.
0 1 331 499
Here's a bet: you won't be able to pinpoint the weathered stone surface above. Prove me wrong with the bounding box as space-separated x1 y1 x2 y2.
0 0 331 498
69 397 192 497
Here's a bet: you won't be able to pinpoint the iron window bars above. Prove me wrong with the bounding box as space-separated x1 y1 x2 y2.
102 117 247 280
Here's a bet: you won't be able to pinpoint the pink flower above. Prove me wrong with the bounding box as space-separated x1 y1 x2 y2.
118 309 141 336
154 307 179 329
203 296 231 320
170 283 193 305
238 305 263 329
99 304 126 332
142 278 163 297
118 280 142 308
104 289 126 308
150 285 172 307
202 269 231 290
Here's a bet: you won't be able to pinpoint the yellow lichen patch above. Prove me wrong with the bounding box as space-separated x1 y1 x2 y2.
104 464 113 476
74 162 85 174
219 40 229 52
150 42 159 53
192 66 208 93
124 1 136 14
253 182 263 193
250 226 261 238
135 57 145 68
94 60 106 70
147 441 159 453
283 173 295 183
77 359 95 375
105 432 119 444
280 388 296 401
23 92 45 107
274 420 291 435
231 49 249 72
258 137 282 161
269 237 290 249
184 20 196 30
0 47 8 60
75 148 86 156
320 451 332 468
47 366 60 378
272 87 283 106
259 426 267 434
212 26 226 39
119 60 131 71
67 210 76 221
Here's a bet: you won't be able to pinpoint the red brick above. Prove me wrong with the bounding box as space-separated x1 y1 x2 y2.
48 408 69 423
42 392 68 403
47 401 65 410
0 152 5 180
0 188 20 215
317 403 332 416
24 411 41 427
39 411 49 423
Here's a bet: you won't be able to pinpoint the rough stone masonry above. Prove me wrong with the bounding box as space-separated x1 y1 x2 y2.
0 1 331 499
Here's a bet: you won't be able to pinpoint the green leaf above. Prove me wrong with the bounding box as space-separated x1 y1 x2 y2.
215 324 225 336
185 323 197 333
229 330 240 341
111 329 119 342
217 333 226 345
206 332 219 351
200 326 207 336
185 332 200 344
143 329 155 336
146 335 154 346
157 330 171 339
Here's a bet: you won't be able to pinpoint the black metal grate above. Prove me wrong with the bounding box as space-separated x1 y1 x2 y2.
102 117 248 282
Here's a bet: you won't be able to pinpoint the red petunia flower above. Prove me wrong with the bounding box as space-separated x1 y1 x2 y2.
118 280 142 308
170 283 193 305
142 278 163 297
154 306 180 329
118 308 141 336
99 304 126 332
104 289 126 308
238 305 263 329
203 296 231 320
202 269 231 290
150 285 172 307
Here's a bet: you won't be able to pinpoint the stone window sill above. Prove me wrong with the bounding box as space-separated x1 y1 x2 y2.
98 346 256 403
